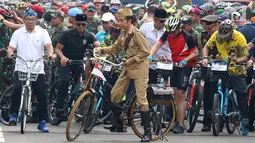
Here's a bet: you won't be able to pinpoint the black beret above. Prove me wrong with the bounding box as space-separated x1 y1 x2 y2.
154 8 167 19
75 14 87 21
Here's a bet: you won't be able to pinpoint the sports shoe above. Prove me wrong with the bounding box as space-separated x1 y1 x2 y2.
241 118 249 135
37 120 49 133
9 114 17 126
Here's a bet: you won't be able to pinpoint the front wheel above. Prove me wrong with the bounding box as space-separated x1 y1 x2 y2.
66 91 94 141
186 85 203 133
212 93 221 136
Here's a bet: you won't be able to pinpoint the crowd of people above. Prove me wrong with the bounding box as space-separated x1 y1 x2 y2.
1 0 255 142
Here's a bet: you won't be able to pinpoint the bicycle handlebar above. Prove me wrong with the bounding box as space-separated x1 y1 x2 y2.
93 50 123 67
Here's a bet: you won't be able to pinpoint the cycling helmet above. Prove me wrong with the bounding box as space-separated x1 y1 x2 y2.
218 19 233 38
166 17 181 32
215 2 226 9
16 1 28 9
182 5 192 13
0 4 13 19
110 0 121 5
67 2 76 7
231 2 242 7
61 5 69 14
199 2 214 12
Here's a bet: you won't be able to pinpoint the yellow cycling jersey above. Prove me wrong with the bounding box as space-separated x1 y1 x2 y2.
205 30 249 75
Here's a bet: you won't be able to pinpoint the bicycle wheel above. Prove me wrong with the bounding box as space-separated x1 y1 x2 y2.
0 85 13 125
186 85 203 133
225 90 237 134
130 99 176 141
20 87 29 134
212 93 221 136
48 80 62 125
66 91 94 141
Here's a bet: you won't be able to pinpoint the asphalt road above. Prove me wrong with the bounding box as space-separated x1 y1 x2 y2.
1 121 255 143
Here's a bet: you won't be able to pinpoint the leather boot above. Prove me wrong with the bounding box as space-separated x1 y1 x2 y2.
104 104 124 132
141 111 152 142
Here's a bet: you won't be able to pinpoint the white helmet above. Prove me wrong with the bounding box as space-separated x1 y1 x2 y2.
110 0 121 5
166 17 181 32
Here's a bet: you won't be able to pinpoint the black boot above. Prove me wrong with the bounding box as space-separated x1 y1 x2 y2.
104 104 124 132
141 111 152 142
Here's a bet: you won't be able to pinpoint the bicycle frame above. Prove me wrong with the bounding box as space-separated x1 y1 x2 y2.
216 78 230 117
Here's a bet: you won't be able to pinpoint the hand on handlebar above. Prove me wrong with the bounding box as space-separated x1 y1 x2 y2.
94 47 102 55
148 56 154 61
48 54 57 61
201 59 208 66
60 57 69 67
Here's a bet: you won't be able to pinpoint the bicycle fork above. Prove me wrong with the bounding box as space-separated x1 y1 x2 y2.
18 81 32 118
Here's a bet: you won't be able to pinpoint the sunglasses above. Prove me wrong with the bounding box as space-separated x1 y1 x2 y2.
159 19 166 23
76 23 86 27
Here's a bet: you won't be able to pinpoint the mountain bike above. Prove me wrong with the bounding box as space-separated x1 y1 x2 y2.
186 62 207 133
210 59 242 136
48 60 85 125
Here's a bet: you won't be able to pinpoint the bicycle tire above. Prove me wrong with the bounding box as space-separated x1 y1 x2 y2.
225 90 237 134
247 83 255 108
130 99 176 141
20 87 29 134
0 85 13 125
186 85 203 133
212 93 221 136
66 91 94 141
48 80 62 125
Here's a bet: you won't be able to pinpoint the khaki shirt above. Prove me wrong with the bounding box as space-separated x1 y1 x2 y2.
102 27 150 79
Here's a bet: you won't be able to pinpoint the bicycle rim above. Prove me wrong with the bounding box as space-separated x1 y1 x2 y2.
130 99 176 141
66 91 94 141
212 93 221 136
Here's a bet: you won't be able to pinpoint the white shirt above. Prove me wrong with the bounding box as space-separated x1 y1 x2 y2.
9 26 51 74
140 22 171 70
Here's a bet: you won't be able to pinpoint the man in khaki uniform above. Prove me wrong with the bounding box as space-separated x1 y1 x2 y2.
95 8 152 142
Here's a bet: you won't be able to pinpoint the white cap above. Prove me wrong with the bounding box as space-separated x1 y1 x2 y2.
101 12 115 21
110 0 121 5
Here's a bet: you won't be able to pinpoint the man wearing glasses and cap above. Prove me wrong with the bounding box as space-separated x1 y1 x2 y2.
85 4 103 34
140 8 171 84
55 14 100 116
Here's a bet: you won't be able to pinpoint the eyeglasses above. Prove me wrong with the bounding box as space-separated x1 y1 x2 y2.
76 23 87 27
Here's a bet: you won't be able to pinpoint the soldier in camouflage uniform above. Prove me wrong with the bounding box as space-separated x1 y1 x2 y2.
188 7 203 34
38 9 55 36
181 15 202 57
85 5 103 34
0 17 14 95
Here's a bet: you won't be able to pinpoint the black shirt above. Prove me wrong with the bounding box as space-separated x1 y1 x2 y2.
58 28 97 60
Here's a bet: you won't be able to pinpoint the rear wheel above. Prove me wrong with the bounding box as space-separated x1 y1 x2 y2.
66 91 94 141
0 85 13 125
186 85 203 133
212 93 221 136
48 81 62 125
130 99 176 141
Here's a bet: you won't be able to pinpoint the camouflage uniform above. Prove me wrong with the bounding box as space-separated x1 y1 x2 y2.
37 19 54 37
51 24 68 49
193 23 203 35
189 28 202 57
0 22 14 94
86 17 102 35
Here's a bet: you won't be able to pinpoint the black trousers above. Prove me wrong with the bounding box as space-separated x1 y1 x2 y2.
56 64 83 107
203 79 213 126
11 72 47 121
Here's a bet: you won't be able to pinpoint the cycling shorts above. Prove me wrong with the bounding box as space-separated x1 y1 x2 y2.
170 67 192 91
